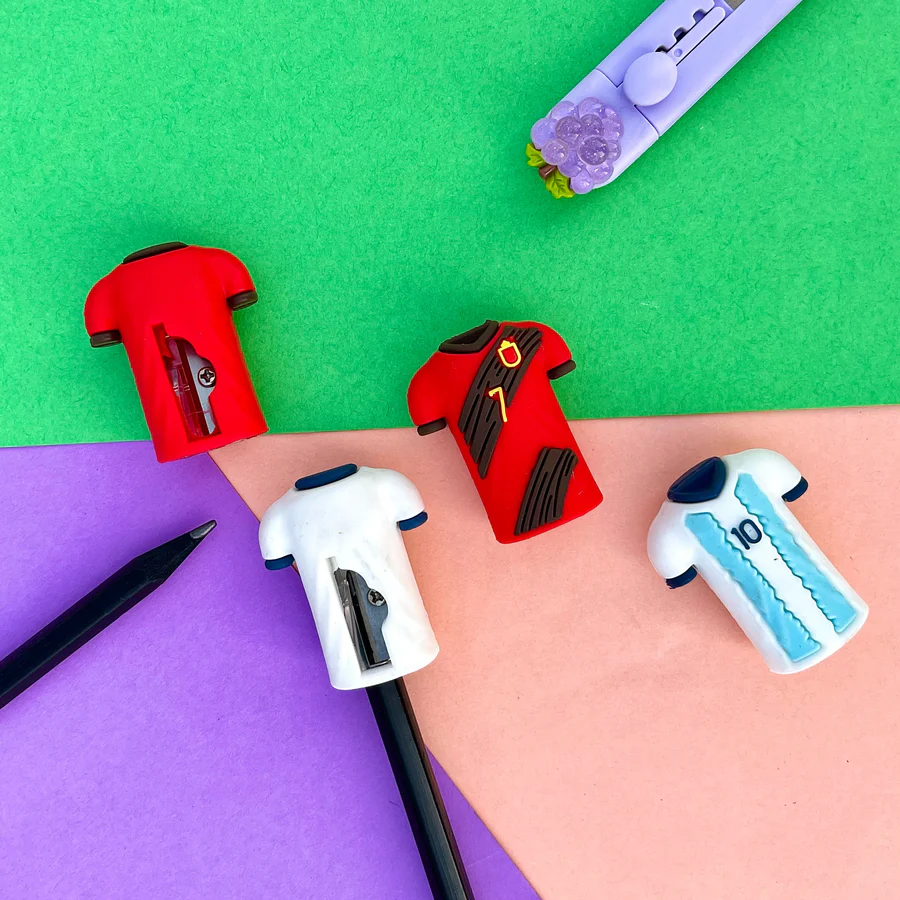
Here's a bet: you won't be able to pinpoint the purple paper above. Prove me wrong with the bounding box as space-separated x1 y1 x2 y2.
0 442 538 900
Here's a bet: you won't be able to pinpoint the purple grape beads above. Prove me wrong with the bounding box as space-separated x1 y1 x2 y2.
530 98 624 194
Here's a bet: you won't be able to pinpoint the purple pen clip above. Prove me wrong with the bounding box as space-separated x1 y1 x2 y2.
527 0 804 197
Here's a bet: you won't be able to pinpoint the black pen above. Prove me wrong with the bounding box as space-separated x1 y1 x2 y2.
0 521 216 711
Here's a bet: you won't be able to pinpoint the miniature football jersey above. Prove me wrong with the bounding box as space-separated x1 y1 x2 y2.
648 450 868 674
258 464 439 691
84 242 266 462
407 320 602 543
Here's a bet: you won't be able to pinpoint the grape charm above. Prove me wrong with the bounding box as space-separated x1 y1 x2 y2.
526 97 624 198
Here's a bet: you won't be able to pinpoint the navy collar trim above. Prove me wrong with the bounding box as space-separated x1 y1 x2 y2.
295 464 358 491
667 457 726 504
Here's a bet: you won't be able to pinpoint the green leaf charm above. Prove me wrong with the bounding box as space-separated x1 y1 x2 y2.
526 143 545 168
545 170 574 199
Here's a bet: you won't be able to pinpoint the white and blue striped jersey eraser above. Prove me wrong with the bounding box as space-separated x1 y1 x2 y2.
258 464 439 690
648 449 867 674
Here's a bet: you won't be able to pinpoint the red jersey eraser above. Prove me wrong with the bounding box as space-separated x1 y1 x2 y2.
84 242 267 462
408 319 602 543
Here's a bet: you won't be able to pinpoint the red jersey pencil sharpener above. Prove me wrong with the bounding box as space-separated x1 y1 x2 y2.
84 242 268 462
408 319 602 543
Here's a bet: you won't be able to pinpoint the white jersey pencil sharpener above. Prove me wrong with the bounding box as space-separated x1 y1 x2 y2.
258 464 439 690
648 449 867 674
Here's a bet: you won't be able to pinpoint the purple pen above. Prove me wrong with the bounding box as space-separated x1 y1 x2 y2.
527 0 804 197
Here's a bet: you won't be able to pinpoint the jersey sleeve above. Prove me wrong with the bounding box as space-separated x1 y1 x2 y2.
202 247 258 309
737 449 807 502
407 359 448 435
84 274 121 346
375 468 428 530
529 321 575 379
648 505 700 588
258 501 295 570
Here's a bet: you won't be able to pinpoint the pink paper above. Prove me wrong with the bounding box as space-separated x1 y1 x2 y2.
213 406 900 900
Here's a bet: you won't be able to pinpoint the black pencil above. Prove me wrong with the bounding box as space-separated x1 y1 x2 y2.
0 520 216 711
367 677 474 900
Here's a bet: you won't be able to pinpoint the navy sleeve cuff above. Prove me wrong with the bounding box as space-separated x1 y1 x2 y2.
782 477 808 503
265 554 295 570
398 511 428 531
665 567 697 589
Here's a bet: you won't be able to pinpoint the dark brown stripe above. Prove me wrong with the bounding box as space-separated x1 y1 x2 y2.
515 447 579 536
457 326 542 478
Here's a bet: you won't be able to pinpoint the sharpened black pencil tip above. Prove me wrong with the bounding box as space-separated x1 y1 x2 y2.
1 519 218 712
189 520 217 541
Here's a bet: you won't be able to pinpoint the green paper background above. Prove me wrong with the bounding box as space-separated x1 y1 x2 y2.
0 0 897 446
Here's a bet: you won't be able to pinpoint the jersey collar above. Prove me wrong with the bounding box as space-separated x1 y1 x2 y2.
667 457 726 503
438 320 500 354
295 464 358 491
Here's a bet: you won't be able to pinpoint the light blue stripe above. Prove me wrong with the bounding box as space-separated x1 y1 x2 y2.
734 475 857 633
686 513 821 663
